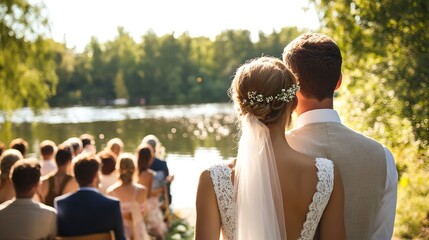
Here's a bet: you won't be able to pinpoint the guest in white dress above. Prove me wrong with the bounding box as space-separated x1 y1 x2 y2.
195 56 346 240
39 140 58 177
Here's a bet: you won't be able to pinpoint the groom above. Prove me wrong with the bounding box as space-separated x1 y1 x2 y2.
283 33 398 240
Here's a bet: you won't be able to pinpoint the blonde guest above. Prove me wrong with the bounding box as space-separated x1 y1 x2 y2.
107 153 149 240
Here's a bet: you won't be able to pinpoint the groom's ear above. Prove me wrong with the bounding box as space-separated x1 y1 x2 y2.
334 73 342 91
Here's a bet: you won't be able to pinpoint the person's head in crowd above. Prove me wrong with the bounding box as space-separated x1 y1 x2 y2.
136 144 153 174
0 149 24 183
73 153 100 187
55 144 73 170
66 137 83 157
80 133 96 154
10 158 41 198
97 150 117 176
282 32 342 102
0 141 5 156
117 153 136 185
80 134 95 149
142 134 161 159
40 140 57 160
9 138 28 156
105 138 123 157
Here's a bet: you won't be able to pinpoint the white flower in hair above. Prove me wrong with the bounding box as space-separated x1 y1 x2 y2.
243 84 300 106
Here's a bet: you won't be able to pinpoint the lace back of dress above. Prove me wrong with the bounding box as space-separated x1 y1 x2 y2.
298 158 335 240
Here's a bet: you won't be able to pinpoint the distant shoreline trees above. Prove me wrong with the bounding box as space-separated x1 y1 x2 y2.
49 27 304 107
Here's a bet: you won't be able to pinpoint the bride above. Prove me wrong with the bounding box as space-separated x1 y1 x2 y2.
195 56 346 240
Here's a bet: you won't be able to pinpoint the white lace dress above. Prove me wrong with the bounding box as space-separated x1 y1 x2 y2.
209 158 334 240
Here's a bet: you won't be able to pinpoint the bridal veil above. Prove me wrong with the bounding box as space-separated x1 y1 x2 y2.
234 114 287 240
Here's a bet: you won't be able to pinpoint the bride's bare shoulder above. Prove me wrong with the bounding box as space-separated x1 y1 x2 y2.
283 150 319 174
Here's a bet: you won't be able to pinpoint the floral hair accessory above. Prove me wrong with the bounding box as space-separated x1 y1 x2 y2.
243 84 300 106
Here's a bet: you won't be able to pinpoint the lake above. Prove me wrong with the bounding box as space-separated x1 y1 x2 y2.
0 103 239 221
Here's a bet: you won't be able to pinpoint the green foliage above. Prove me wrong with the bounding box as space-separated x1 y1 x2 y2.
311 0 429 237
0 0 57 115
49 27 303 106
166 214 194 240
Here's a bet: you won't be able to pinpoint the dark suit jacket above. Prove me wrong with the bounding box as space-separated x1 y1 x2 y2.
150 158 172 204
54 189 125 240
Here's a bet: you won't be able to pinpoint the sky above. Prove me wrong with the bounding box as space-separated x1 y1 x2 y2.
38 0 320 52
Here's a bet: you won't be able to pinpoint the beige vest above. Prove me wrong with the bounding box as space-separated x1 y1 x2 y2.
286 122 386 240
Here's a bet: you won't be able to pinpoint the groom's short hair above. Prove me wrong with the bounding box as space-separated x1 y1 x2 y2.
282 33 342 100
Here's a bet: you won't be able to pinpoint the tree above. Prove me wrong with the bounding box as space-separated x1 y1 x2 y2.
310 0 429 237
0 0 57 115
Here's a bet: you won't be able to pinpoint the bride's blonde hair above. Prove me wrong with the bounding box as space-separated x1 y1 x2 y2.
229 56 298 126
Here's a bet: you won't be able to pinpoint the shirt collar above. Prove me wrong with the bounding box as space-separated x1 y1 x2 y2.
297 109 341 128
79 187 99 192
11 198 35 204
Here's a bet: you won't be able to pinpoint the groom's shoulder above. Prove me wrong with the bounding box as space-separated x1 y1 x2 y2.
286 122 384 146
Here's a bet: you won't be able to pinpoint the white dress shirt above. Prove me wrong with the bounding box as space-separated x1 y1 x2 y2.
297 109 398 240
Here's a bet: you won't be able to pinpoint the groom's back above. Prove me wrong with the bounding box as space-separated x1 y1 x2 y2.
287 122 386 240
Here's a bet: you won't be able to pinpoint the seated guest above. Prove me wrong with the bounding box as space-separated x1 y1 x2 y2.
106 137 124 157
107 153 149 240
98 149 118 194
9 138 28 157
38 145 79 207
40 140 58 177
0 149 23 203
55 153 125 239
65 137 83 157
142 135 173 206
80 133 96 154
0 158 57 239
137 144 167 239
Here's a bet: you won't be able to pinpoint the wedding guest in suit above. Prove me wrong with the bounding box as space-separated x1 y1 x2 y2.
0 149 23 203
55 153 125 239
283 32 398 239
38 145 78 207
40 140 58 177
0 158 57 239
9 138 28 157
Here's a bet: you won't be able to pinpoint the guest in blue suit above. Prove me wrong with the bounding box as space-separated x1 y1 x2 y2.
55 153 125 239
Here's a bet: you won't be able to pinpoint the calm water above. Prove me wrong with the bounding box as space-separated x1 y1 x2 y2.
0 103 239 212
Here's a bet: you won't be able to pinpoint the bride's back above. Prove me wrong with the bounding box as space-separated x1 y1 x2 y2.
275 145 320 238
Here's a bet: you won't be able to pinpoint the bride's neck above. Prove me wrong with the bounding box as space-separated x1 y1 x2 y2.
268 123 291 148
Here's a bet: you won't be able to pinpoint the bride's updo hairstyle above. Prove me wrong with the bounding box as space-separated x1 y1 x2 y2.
229 56 298 125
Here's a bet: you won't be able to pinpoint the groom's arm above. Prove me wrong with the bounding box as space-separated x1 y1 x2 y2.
372 147 398 240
